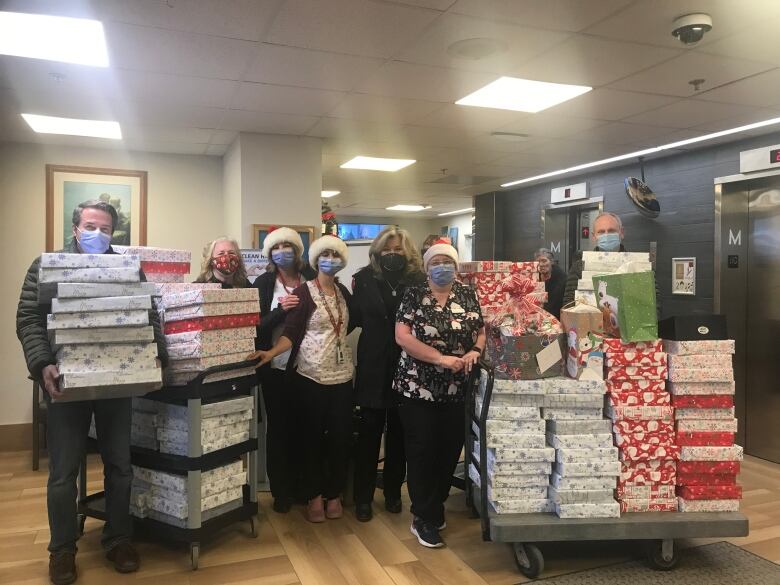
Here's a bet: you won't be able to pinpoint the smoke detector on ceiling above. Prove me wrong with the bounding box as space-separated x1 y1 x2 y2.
671 13 713 46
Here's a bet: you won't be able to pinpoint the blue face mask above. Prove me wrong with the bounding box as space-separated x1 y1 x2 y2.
271 248 296 268
76 228 111 254
429 264 456 286
596 233 621 252
318 257 344 276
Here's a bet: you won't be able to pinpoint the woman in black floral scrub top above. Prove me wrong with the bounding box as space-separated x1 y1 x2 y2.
394 240 485 548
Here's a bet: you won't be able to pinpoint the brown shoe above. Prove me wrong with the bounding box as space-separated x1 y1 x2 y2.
306 495 326 523
326 498 343 519
49 551 77 585
105 541 140 573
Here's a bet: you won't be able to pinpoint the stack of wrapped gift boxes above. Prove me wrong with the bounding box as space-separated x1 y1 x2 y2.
161 288 260 386
665 339 743 512
41 253 162 401
605 338 679 512
458 261 545 319
574 251 651 306
114 245 191 283
131 459 247 527
471 373 555 514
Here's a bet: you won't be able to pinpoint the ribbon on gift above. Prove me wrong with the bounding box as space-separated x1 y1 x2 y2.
490 274 563 336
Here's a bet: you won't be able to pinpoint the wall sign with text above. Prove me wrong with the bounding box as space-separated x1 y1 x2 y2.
672 257 696 296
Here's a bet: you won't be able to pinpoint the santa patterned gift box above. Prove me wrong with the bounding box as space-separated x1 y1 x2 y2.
676 432 735 446
606 366 668 381
606 379 666 393
548 486 615 504
57 282 157 299
671 395 734 409
603 338 662 352
40 267 140 284
114 245 191 264
620 459 677 485
675 407 735 420
607 405 674 421
553 460 621 477
676 473 738 487
676 418 739 433
668 381 735 395
546 433 614 450
545 378 606 395
618 443 680 462
52 295 152 314
613 431 674 449
166 338 256 360
542 407 604 420
547 419 612 435
607 391 671 407
613 419 675 436
605 353 667 367
555 447 618 463
555 501 621 518
677 498 740 512
47 310 149 330
619 498 678 513
163 313 259 335
543 394 604 409
41 252 140 269
551 473 617 491
667 354 732 369
679 445 743 462
668 367 734 383
616 484 676 500
164 326 256 346
161 288 259 310
163 300 261 322
677 460 740 475
663 340 735 355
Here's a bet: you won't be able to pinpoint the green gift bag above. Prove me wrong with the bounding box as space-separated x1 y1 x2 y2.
592 272 658 342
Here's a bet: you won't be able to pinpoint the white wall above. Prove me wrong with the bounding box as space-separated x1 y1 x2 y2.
0 142 223 425
426 212 473 262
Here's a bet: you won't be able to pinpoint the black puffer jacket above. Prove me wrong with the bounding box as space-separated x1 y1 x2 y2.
16 242 168 380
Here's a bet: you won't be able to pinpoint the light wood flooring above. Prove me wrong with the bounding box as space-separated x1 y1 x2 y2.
0 451 778 584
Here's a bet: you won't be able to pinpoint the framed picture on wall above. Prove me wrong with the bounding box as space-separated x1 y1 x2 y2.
251 224 316 263
448 226 459 252
46 164 147 252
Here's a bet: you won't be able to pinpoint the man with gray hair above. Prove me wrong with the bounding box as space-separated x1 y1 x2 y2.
534 248 566 318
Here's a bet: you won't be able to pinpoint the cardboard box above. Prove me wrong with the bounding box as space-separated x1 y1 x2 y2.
166 338 256 360
658 314 728 341
41 252 140 269
613 419 674 435
613 431 674 449
167 351 251 372
544 377 606 395
543 394 604 408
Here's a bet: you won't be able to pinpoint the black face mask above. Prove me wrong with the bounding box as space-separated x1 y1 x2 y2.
379 253 407 273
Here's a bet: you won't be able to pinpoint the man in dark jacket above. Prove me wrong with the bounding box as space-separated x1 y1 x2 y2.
16 200 167 585
535 248 566 319
562 212 661 319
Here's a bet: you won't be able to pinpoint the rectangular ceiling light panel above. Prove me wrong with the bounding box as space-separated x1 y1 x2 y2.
456 76 591 113
341 156 416 172
22 113 122 139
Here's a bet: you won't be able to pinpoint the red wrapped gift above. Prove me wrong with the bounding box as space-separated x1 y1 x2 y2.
605 352 667 367
619 498 677 512
677 461 740 475
620 460 676 485
613 419 675 435
140 260 190 274
671 395 734 409
607 391 671 407
675 431 735 446
608 405 674 421
604 338 662 352
677 484 742 500
614 431 674 449
606 366 668 381
163 312 259 334
618 443 679 462
607 379 666 393
676 473 738 486
616 484 676 499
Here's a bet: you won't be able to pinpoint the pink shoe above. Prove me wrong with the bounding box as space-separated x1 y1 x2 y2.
306 496 326 523
326 498 343 519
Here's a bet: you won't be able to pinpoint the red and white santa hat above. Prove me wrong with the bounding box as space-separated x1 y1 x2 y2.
262 226 304 259
422 238 458 271
308 234 349 266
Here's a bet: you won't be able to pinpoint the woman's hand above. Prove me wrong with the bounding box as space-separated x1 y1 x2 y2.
246 350 273 368
462 350 481 375
279 294 299 311
438 355 465 372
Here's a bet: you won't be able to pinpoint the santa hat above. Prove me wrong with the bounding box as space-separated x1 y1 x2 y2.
308 234 349 267
423 239 458 271
262 226 304 259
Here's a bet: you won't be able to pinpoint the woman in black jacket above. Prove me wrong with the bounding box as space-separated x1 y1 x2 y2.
251 227 315 513
351 227 426 521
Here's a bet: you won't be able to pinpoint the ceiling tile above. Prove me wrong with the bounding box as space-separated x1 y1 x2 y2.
413 103 529 131
266 0 440 59
218 109 319 134
208 130 239 145
123 139 208 155
121 102 226 129
327 94 442 124
496 113 607 139
567 121 680 146
697 18 780 66
116 70 239 108
383 0 458 10
694 69 780 108
450 0 633 32
306 117 408 144
121 126 214 144
205 143 229 156
608 52 774 97
543 88 679 121
690 108 780 133
231 82 346 116
624 99 758 129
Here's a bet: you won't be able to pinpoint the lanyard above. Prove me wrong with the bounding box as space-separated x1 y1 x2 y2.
314 279 343 340
277 273 300 295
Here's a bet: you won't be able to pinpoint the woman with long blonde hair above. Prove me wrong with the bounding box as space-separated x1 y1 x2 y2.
195 237 249 288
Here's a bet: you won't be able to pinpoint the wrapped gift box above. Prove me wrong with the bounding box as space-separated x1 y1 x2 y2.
677 498 739 512
163 313 259 335
52 295 152 314
57 369 162 402
487 484 550 502
57 342 157 362
676 418 738 433
548 487 615 504
555 447 618 463
114 245 191 263
153 282 222 296
679 445 743 461
165 326 256 346
676 432 735 446
671 395 734 409
546 419 612 435
165 366 257 387
677 461 740 475
616 484 676 500
160 409 252 434
133 461 243 492
607 405 674 421
141 260 190 274
668 381 735 395
614 431 674 448
618 443 679 462
489 334 566 380
157 420 251 444
40 267 139 284
489 438 551 460
663 340 735 355
167 338 256 360
555 501 620 518
605 353 667 367
543 394 604 409
167 351 250 373
606 366 668 381
484 444 556 464
483 419 547 436
613 419 675 435
143 486 243 519
607 391 671 407
48 310 149 330
551 473 616 490
475 398 540 420
667 354 732 369
58 353 158 374
41 252 140 268
582 251 650 265
145 272 185 283
606 379 666 393
56 282 157 299
603 338 662 352
490 499 554 514
546 433 614 450
161 430 250 455
542 407 604 420
620 460 676 485
50 326 154 346
474 427 547 448
676 407 735 420
164 300 260 322
132 411 156 428
619 498 677 512
458 260 539 275
161 288 259 309
668 367 734 383
545 378 605 395
488 375 546 395
483 457 553 477
676 473 738 486
605 348 666 360
489 394 545 407
161 395 253 420
553 460 621 477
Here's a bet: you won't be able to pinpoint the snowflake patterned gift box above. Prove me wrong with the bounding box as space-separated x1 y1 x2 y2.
616 484 676 500
619 459 677 485
663 339 735 355
607 404 674 421
551 473 616 491
668 381 735 396
484 457 554 477
488 394 545 407
485 444 556 465
57 369 162 402
488 437 551 460
165 326 256 346
143 486 244 519
163 300 261 322
546 433 614 449
153 282 221 297
490 499 554 514
543 394 604 409
667 354 732 369
553 460 621 477
676 418 739 433
133 461 244 493
542 407 604 420
546 419 612 435
679 445 743 462
157 420 251 445
57 342 158 373
606 366 668 381
677 484 742 500
582 251 650 266
56 282 157 299
161 431 251 456
160 409 253 434
163 313 259 335
667 367 734 383
113 245 191 264
548 486 616 505
605 352 667 367
676 431 735 446
475 425 547 448
47 310 149 330
482 419 547 437
475 397 540 420
606 379 666 393
675 407 735 420
555 447 618 463
676 473 738 486
603 338 663 352
40 252 141 269
545 377 605 395
50 326 155 346
160 395 253 420
607 391 671 407
677 498 740 512
488 374 547 395
51 295 152 314
555 501 620 518
161 288 259 310
145 272 185 283
39 267 140 284
166 338 256 360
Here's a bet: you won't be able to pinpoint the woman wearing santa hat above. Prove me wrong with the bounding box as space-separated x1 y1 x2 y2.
250 227 316 513
394 240 485 548
249 235 356 523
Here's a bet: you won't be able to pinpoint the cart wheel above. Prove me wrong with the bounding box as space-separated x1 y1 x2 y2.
77 514 86 536
645 539 680 571
249 516 258 538
512 543 544 578
190 543 200 571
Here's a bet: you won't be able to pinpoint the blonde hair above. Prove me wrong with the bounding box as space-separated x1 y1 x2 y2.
195 237 249 287
369 226 422 275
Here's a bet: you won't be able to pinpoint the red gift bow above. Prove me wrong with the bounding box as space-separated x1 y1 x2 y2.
489 274 562 336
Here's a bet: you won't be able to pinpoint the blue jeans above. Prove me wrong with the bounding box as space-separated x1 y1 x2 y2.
45 395 133 553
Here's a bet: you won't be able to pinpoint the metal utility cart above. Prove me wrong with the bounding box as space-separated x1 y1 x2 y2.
78 360 260 570
464 361 749 579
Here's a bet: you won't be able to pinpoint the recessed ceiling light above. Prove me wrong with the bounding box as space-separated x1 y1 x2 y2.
0 11 109 67
21 113 122 139
341 156 416 172
321 190 340 198
456 76 592 113
447 38 507 61
501 115 780 188
438 207 475 217
387 205 432 212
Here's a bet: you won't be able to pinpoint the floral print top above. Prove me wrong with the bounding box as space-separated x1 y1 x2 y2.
393 281 483 403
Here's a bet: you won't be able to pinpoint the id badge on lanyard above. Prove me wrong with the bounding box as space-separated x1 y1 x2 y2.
336 341 345 364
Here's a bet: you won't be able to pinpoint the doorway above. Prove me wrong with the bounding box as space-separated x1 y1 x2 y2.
542 199 603 271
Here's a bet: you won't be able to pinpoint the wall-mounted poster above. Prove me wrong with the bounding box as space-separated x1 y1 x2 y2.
46 164 147 252
448 226 459 252
240 249 267 284
672 257 696 296
251 224 316 267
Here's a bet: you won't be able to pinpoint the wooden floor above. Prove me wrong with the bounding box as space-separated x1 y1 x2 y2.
0 451 778 585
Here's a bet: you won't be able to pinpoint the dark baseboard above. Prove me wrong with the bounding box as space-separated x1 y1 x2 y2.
0 423 33 452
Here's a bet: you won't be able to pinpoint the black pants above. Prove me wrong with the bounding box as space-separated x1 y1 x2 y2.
259 367 298 502
45 395 132 553
398 397 465 527
295 373 354 500
353 406 406 504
